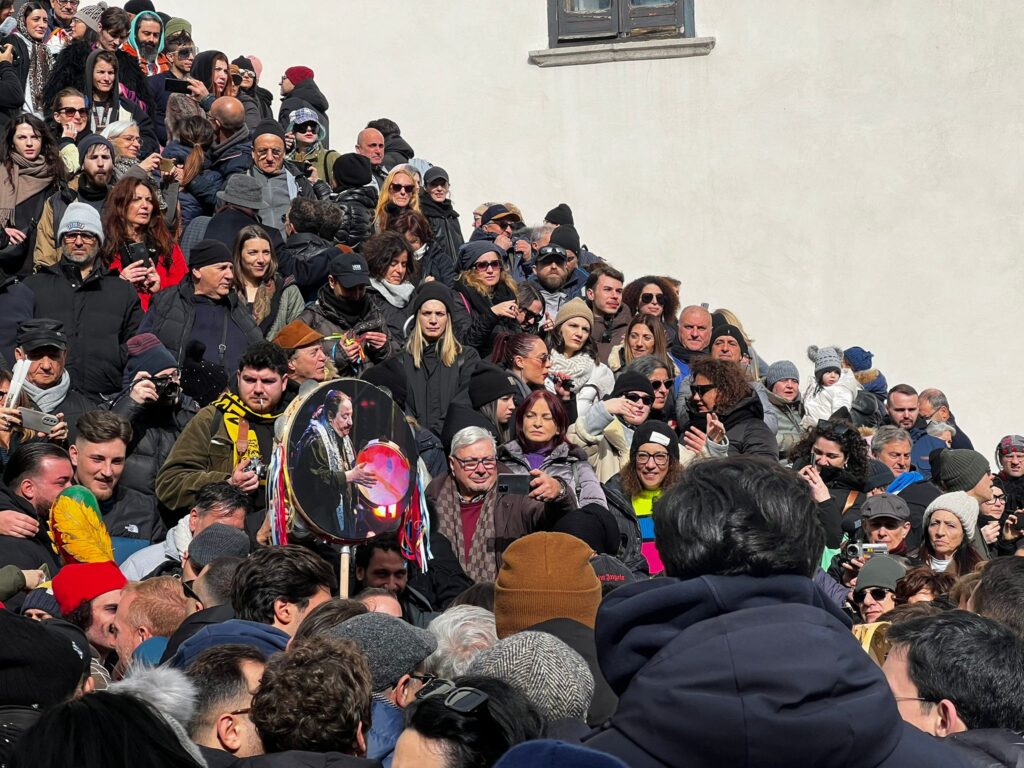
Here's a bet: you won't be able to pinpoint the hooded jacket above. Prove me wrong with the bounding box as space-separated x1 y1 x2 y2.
582 574 970 768
330 185 377 249
419 193 464 271
278 79 330 144
121 11 167 76
82 48 159 157
765 390 804 460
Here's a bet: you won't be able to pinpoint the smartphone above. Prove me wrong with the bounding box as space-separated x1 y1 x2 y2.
688 411 709 435
123 241 152 269
165 77 191 94
497 473 532 496
159 157 176 174
19 408 58 434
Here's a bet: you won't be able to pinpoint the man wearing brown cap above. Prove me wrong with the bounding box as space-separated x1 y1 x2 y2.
273 319 328 387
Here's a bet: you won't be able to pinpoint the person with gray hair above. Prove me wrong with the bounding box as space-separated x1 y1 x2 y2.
871 425 940 551
926 420 957 446
424 604 498 679
426 425 574 582
918 387 974 449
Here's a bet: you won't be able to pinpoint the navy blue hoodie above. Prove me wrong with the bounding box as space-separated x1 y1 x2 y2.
582 574 969 768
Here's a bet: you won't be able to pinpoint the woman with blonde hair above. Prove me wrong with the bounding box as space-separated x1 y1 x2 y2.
454 240 518 355
373 166 420 232
401 283 480 437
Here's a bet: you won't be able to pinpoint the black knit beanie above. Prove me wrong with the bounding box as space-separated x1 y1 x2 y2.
545 203 574 226
333 153 373 189
630 420 680 464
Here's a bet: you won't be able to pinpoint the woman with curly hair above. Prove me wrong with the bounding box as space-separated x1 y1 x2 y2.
608 312 679 375
622 274 680 336
686 356 776 459
788 413 870 548
454 240 519 356
101 176 186 310
894 567 955 604
373 165 420 233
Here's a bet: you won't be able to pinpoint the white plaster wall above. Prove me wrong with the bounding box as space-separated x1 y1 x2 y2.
167 0 1024 457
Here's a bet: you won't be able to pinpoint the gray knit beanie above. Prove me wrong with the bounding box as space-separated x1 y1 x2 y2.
807 345 843 377
74 3 107 34
937 449 991 493
923 491 979 540
765 360 800 389
327 612 437 693
467 631 594 722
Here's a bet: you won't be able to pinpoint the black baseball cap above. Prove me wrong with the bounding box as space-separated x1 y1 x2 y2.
16 319 67 352
423 166 449 185
536 244 568 265
328 251 370 288
480 204 520 226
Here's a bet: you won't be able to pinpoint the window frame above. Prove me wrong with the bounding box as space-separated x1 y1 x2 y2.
548 0 695 48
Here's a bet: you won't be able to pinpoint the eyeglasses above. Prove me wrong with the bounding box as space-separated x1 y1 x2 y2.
985 495 1006 505
390 183 415 195
817 419 850 436
473 259 502 273
56 0 79 7
174 46 197 58
56 107 88 118
452 455 497 472
295 121 318 134
65 232 98 243
624 392 653 407
852 587 892 605
237 69 255 78
636 451 669 467
121 135 142 146
417 680 490 715
893 696 936 704
640 292 665 306
181 579 201 603
691 383 716 397
409 672 437 687
255 147 283 158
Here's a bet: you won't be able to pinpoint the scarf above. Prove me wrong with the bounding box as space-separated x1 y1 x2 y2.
316 283 366 327
213 391 280 465
0 153 53 228
369 277 414 309
23 371 71 413
17 23 53 112
247 278 278 326
308 415 355 473
435 474 499 582
549 349 596 387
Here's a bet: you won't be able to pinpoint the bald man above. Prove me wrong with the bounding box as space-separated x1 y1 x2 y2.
355 127 387 189
209 97 253 178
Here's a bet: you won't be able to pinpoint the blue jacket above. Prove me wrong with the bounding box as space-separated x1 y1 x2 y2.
583 574 970 768
366 697 403 768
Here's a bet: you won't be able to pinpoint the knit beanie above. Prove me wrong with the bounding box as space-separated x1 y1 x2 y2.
125 332 177 377
327 612 437 692
51 561 127 616
923 491 979 540
630 420 679 464
865 459 896 493
552 503 620 555
332 153 373 189
58 201 104 246
163 17 191 42
494 532 601 639
284 66 314 86
187 524 251 571
0 612 85 707
188 239 232 270
253 119 285 141
360 357 408 410
456 240 504 273
996 435 1024 461
545 203 574 226
710 324 749 357
467 631 594 722
77 134 114 168
549 225 580 255
843 346 874 372
19 587 62 618
124 0 155 13
469 364 520 409
411 281 455 317
75 3 107 34
608 370 654 400
495 740 630 768
553 297 593 329
765 360 800 389
807 345 842 377
937 449 991 492
231 55 254 73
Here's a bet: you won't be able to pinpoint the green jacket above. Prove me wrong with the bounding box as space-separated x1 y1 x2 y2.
0 564 26 602
155 404 236 518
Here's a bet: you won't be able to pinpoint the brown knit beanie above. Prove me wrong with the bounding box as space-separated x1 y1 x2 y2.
494 532 601 639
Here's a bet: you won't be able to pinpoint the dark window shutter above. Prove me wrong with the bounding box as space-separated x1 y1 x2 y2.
618 0 685 37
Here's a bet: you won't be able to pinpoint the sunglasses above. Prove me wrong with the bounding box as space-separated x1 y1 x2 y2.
427 179 449 188
390 183 415 195
181 579 201 603
521 309 542 326
528 353 551 364
417 681 490 715
56 107 88 118
691 383 716 397
624 392 654 407
650 379 671 390
853 587 891 605
474 259 502 272
536 244 567 265
174 46 197 58
295 121 318 134
640 292 665 306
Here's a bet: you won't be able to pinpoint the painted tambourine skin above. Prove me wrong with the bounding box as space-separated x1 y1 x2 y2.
283 378 418 544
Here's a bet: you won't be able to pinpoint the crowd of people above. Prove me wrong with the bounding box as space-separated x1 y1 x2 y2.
0 1 1021 767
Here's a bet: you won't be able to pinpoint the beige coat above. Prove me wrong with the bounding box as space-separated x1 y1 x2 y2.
568 412 701 484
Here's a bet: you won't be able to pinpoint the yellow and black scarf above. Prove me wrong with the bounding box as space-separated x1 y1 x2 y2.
213 392 281 466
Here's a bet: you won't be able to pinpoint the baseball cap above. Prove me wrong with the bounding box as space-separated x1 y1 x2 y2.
16 318 68 352
860 493 910 523
328 251 370 289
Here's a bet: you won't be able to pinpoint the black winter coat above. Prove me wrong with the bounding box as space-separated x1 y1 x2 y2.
277 231 334 300
582 574 971 768
419 193 464 269
0 272 32 365
0 184 55 276
0 59 25 133
366 284 411 342
100 482 165 545
43 42 156 127
330 185 377 248
25 263 143 399
600 474 649 577
718 390 779 458
278 80 330 142
139 282 263 375
298 287 396 377
29 386 96 443
946 728 1024 767
401 345 479 438
0 482 62 584
111 392 201 528
454 277 517 356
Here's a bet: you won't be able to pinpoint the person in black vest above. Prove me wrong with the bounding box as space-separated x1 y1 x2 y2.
140 239 263 391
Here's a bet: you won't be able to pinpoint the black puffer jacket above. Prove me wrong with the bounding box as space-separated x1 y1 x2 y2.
298 286 395 377
419 194 465 275
401 345 480 438
276 231 335 301
25 262 143 399
454 277 517 356
110 391 201 528
718 390 780 459
100 482 165 545
330 185 377 248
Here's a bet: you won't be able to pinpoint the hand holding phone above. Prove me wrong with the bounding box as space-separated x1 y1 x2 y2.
497 473 532 496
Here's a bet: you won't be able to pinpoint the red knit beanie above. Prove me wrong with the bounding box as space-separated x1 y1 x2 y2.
51 562 127 616
284 66 315 86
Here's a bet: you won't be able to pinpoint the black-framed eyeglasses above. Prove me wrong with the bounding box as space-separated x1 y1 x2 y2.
640 292 665 306
409 672 437 687
452 455 497 472
624 392 653 407
691 383 716 397
852 587 892 605
985 494 1006 505
181 579 201 603
417 680 490 715
636 451 669 467
817 419 850 436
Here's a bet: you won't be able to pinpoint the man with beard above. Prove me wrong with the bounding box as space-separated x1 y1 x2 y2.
25 204 142 400
585 262 629 364
156 342 290 524
33 135 114 270
71 409 162 560
120 10 167 76
994 435 1024 535
298 251 392 378
529 241 586 319
884 383 928 441
52 560 127 669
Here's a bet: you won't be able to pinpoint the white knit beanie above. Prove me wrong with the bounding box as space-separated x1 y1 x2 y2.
923 491 979 540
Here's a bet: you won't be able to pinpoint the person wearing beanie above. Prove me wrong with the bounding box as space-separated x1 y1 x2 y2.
247 117 321 239
763 359 805 460
24 203 143 400
801 344 861 429
141 237 263 383
419 165 465 277
468 631 595 729
0 610 87 721
937 448 993 501
708 323 749 362
545 202 575 227
493 531 617 726
452 238 520 358
52 560 127 664
441 363 521 449
851 554 906 623
327 153 379 250
327 611 437 764
995 435 1024 533
918 491 983 576
333 152 373 190
19 586 63 620
231 54 274 128
529 225 588 319
278 64 331 146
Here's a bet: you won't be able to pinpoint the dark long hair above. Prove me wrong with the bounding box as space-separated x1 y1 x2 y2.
100 176 175 270
622 274 680 322
0 113 67 185
547 313 599 361
788 417 869 484
232 224 277 288
919 522 982 577
514 389 568 451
